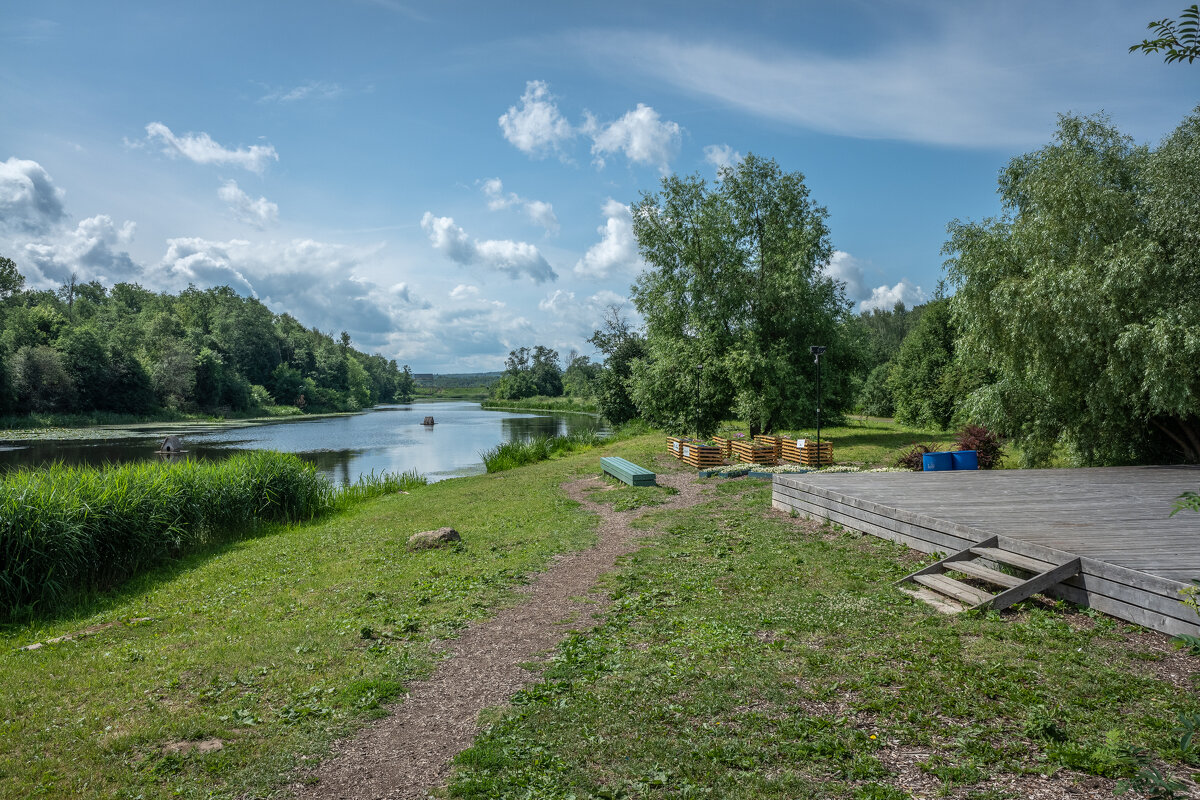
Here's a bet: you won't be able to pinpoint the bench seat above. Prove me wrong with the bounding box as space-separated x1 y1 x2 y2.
600 456 657 487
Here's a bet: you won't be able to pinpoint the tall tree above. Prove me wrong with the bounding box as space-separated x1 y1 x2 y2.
945 111 1200 464
630 153 856 435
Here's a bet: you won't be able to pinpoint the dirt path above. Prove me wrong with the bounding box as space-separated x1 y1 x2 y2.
294 466 705 800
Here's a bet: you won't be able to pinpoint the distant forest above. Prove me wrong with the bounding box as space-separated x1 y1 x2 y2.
0 256 414 419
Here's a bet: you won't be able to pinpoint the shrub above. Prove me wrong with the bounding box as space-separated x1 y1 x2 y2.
955 424 1005 469
894 442 937 471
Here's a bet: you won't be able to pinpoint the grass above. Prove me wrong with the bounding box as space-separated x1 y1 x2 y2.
448 461 1200 799
0 454 424 620
766 417 959 467
481 431 604 473
480 396 600 415
0 405 308 432
0 447 608 799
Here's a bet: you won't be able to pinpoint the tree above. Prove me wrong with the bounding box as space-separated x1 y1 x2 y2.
629 153 856 435
11 346 75 412
529 345 563 397
886 299 980 430
589 306 645 424
0 257 26 301
1131 4 1200 63
562 351 601 398
945 111 1200 464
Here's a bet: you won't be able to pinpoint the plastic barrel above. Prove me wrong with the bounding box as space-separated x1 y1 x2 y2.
922 451 954 472
951 450 979 470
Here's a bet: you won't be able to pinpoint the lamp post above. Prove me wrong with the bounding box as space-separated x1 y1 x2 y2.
694 363 703 437
810 346 826 468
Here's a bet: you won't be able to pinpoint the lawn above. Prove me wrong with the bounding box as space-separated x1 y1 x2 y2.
448 467 1200 799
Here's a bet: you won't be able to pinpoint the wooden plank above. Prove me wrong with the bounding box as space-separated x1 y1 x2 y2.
899 586 965 615
913 574 994 606
947 560 1025 589
969 546 1058 574
981 558 1082 612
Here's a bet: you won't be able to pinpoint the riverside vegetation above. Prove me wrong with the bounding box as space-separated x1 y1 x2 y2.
2 433 1196 799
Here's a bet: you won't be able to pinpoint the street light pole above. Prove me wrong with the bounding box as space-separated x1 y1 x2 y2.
695 363 703 437
810 346 826 469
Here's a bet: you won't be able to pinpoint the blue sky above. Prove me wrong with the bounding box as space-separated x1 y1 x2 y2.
1 1 1196 371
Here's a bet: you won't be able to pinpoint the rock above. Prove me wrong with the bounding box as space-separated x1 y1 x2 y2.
406 527 461 551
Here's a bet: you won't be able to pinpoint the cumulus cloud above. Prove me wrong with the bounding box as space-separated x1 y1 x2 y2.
536 287 637 344
574 199 642 279
823 250 869 303
218 180 279 229
589 104 681 172
260 80 343 103
20 215 140 286
0 157 67 234
145 122 278 173
450 284 479 299
498 81 575 158
703 144 743 177
859 279 928 312
479 178 559 234
420 212 557 283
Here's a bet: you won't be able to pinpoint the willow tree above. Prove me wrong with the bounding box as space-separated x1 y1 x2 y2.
629 154 856 436
945 111 1200 464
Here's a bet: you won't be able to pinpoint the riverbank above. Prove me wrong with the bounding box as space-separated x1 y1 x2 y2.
2 435 1195 798
480 396 600 415
0 407 355 442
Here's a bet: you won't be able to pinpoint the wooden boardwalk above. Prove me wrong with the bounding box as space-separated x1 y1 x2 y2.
772 466 1200 636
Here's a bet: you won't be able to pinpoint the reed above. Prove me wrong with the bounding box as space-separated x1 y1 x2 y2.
0 453 425 619
480 430 603 472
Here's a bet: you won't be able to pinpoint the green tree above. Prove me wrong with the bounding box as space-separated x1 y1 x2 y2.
886 299 967 429
630 153 856 435
589 307 645 424
0 257 26 301
562 351 601 397
11 345 75 412
529 345 563 397
1131 4 1200 63
945 111 1200 464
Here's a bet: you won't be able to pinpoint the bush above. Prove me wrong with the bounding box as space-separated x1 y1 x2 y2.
0 453 424 618
955 424 1005 469
895 442 937 471
857 362 894 417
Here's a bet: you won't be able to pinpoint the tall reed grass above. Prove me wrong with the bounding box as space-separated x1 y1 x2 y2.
481 431 603 472
0 453 424 619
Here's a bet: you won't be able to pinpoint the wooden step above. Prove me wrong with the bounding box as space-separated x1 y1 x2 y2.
944 560 1025 589
900 585 965 615
969 546 1056 574
912 573 995 606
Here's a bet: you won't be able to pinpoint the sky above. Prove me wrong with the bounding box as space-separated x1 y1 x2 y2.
1 1 1196 372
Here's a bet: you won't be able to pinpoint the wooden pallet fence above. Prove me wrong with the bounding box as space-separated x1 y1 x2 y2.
666 436 689 459
798 441 833 467
711 436 734 458
681 443 724 468
780 438 805 464
754 435 784 460
731 439 777 464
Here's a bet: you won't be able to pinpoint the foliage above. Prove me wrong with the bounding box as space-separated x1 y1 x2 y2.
852 301 927 373
954 424 1005 469
1170 491 1200 516
629 154 860 436
491 346 564 401
944 111 1200 465
857 362 894 418
0 453 424 619
561 351 601 398
480 431 602 472
894 441 937 471
885 299 982 430
589 305 646 425
1130 4 1200 63
480 395 599 414
0 266 413 421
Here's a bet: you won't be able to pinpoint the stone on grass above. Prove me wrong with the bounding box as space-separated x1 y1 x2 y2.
407 527 461 551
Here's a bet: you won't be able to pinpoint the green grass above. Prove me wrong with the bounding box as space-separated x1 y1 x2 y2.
481 431 604 473
0 454 424 620
448 476 1200 799
413 386 491 401
480 396 600 415
730 417 959 467
0 444 615 799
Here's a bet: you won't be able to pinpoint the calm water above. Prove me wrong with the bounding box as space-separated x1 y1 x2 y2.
0 403 605 485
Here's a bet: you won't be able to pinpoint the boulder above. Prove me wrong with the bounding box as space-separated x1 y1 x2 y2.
406 527 461 551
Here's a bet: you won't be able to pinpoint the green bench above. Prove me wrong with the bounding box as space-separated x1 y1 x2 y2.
600 456 657 487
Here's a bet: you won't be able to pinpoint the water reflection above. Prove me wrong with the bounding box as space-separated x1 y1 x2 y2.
0 403 604 486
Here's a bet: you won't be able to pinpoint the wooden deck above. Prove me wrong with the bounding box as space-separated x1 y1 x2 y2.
772 466 1200 636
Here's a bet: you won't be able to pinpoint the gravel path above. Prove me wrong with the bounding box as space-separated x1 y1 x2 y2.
294 466 705 800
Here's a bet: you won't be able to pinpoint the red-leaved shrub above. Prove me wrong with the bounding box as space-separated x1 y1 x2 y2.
895 442 938 471
955 424 1004 469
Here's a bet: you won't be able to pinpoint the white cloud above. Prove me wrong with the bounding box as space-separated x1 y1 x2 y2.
536 287 637 345
0 157 67 234
498 80 575 158
449 284 479 299
703 144 743 177
577 31 1067 148
145 122 278 173
574 199 642 279
823 250 869 303
589 104 680 172
859 279 928 312
260 80 343 103
419 212 557 283
218 180 279 229
20 215 140 286
479 178 559 234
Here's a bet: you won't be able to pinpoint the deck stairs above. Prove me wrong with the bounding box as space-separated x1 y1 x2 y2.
896 536 1081 614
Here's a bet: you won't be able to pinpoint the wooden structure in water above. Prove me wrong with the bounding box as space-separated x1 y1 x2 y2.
772 466 1200 636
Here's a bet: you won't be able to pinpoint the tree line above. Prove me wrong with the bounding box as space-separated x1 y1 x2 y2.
0 260 414 418
501 108 1200 467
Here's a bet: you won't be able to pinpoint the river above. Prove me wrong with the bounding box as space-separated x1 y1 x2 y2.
0 402 606 485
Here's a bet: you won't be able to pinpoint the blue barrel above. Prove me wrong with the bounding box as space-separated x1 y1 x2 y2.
951 450 979 470
922 451 954 472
